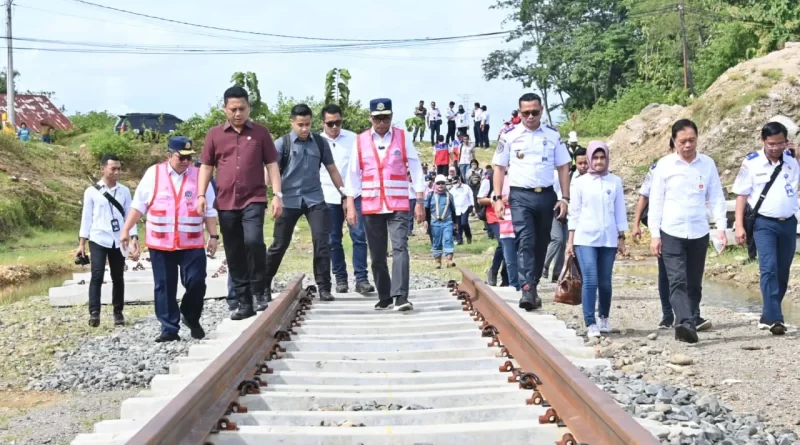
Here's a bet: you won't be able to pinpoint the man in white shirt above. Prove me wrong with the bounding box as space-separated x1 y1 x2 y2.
472 103 483 148
319 104 375 295
450 176 475 244
480 105 491 148
544 147 587 282
77 154 137 328
426 101 442 146
733 122 798 336
492 93 571 311
445 101 457 145
345 98 426 311
122 137 219 342
649 119 727 344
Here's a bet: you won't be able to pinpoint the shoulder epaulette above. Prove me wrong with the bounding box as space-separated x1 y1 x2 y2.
502 125 516 134
649 164 657 170
745 152 759 160
785 149 793 157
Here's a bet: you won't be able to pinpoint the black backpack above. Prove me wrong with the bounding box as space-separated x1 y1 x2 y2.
468 170 482 187
279 133 326 176
476 170 494 222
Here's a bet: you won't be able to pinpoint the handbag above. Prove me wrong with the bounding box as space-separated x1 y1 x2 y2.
554 255 582 306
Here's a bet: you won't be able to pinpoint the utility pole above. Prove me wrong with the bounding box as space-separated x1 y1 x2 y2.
5 0 14 128
457 93 472 108
678 3 695 98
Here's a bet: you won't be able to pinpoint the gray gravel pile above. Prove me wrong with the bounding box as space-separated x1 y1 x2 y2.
25 299 230 392
583 365 800 445
310 402 431 412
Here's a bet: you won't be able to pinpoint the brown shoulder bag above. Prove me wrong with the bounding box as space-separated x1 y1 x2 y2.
554 255 582 305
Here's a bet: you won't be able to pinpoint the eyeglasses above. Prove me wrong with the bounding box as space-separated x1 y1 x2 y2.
372 115 391 123
324 120 343 128
520 110 542 118
766 142 787 149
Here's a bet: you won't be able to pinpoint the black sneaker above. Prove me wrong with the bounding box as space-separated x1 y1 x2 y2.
519 285 541 311
486 269 497 287
254 293 269 312
113 312 125 327
467 238 472 244
319 290 335 302
770 322 786 336
695 317 712 332
181 315 206 340
394 296 413 312
88 311 100 328
355 281 375 294
335 283 349 293
374 300 393 311
231 303 256 320
674 324 698 344
155 332 181 343
658 317 674 330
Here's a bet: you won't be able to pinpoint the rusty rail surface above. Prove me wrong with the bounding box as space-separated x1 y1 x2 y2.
456 267 659 445
126 273 306 445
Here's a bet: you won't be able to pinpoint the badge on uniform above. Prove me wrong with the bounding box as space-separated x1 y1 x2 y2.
394 150 401 157
185 191 193 198
516 151 525 159
786 183 795 197
111 219 120 233
542 156 548 162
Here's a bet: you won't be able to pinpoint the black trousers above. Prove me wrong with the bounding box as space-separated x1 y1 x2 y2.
430 120 442 145
264 203 332 291
219 202 267 301
446 121 456 144
473 122 483 147
88 240 125 314
363 212 410 301
660 231 708 328
481 125 491 147
436 164 449 176
457 127 468 137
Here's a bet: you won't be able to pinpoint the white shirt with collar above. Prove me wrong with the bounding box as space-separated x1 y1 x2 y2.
344 127 426 214
446 108 456 121
568 173 628 248
79 181 137 249
427 108 441 122
473 108 483 123
457 112 470 128
732 149 800 218
131 164 218 218
320 129 357 205
482 111 491 126
449 183 474 215
492 123 571 188
554 169 582 200
648 152 727 239
639 163 658 197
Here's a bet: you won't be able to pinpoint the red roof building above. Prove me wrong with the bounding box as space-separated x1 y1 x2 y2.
0 94 72 132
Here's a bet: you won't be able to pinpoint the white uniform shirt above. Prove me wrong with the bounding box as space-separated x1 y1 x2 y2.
320 129 357 205
457 112 470 128
131 165 218 218
568 174 629 248
648 153 726 239
408 182 417 199
482 111 491 127
639 164 657 197
731 149 800 218
458 143 475 165
79 181 137 249
427 108 441 122
344 128 425 214
492 124 571 188
473 108 483 123
554 170 582 200
450 184 474 215
446 108 456 122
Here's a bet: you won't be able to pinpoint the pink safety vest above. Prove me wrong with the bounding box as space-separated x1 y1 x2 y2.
357 128 410 215
498 176 514 239
145 163 206 251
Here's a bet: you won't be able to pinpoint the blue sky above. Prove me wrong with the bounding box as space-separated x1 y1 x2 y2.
9 0 546 131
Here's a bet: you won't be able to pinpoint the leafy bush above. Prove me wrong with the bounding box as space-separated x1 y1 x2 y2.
559 83 673 138
68 111 117 134
87 130 135 160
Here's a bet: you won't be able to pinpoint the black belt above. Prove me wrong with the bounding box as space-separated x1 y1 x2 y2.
510 186 554 193
756 214 796 222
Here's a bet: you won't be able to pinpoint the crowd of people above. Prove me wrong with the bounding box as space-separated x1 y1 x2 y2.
76 86 798 345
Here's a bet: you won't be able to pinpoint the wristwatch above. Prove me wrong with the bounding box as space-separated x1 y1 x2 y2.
130 235 138 240
274 192 283 199
492 194 502 202
338 186 346 197
618 234 626 241
209 235 220 240
562 196 570 203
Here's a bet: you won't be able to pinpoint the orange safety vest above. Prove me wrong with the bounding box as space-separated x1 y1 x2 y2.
145 163 206 251
357 128 410 215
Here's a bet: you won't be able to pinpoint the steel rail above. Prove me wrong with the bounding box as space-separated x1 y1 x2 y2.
457 267 659 445
126 273 306 445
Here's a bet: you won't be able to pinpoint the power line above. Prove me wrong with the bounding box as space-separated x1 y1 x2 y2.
64 0 510 43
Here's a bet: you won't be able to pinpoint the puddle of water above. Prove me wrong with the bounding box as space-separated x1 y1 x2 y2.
0 271 74 306
616 262 800 325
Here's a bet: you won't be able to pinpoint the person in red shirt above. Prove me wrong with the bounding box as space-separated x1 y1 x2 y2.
510 110 522 125
433 135 453 176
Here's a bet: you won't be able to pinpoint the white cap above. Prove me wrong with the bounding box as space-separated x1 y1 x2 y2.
568 131 579 143
434 174 447 183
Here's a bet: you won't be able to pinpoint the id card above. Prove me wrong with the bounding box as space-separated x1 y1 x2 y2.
111 219 121 232
786 183 795 198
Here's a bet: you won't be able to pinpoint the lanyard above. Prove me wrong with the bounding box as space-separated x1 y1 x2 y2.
434 193 451 220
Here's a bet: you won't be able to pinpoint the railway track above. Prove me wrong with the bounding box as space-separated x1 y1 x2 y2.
72 269 660 445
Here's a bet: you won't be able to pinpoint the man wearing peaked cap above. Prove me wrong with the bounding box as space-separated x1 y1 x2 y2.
343 98 427 312
119 136 220 342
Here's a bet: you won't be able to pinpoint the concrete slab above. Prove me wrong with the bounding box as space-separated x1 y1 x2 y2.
49 277 231 306
269 357 514 373
261 370 510 386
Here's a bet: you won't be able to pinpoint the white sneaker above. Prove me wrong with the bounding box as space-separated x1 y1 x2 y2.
598 317 611 333
587 324 601 338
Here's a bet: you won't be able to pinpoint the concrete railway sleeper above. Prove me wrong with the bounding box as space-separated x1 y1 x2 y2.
71 270 659 445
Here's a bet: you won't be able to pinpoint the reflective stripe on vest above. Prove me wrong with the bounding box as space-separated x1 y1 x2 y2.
357 128 411 215
145 163 206 251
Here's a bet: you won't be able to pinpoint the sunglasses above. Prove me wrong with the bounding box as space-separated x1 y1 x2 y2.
324 120 343 128
175 154 192 162
520 110 542 118
436 181 446 185
372 115 392 122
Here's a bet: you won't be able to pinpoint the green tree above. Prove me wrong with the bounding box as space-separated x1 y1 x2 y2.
0 70 20 94
324 68 351 109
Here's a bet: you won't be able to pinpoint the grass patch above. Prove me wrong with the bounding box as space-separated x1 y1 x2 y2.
760 68 783 82
728 72 746 81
